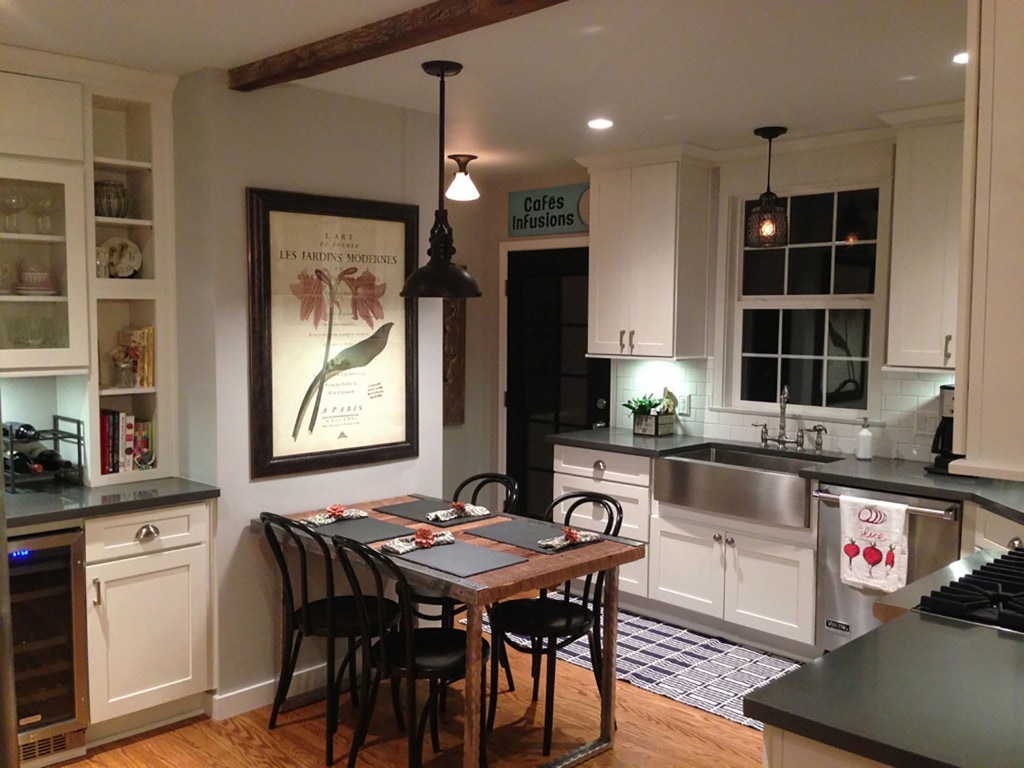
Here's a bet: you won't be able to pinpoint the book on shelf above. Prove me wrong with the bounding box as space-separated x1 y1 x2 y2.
116 326 154 388
100 409 146 474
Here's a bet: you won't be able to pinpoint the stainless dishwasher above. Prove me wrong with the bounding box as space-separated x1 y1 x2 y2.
814 483 961 652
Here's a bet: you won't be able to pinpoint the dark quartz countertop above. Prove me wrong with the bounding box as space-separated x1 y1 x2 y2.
548 428 1024 525
3 476 220 532
744 609 1024 768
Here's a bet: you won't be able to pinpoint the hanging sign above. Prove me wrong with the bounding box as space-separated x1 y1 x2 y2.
508 183 589 237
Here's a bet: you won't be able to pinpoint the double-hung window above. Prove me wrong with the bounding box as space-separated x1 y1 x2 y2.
734 187 883 412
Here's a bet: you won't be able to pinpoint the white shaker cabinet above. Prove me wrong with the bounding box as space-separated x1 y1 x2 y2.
953 0 1024 481
0 71 83 161
887 120 963 369
583 157 711 359
552 445 650 597
650 507 816 645
84 503 213 723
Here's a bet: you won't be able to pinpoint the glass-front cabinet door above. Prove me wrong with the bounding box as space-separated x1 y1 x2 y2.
0 156 88 370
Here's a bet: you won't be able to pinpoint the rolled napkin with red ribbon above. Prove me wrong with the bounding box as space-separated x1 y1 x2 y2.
538 526 600 551
301 504 369 527
425 501 491 522
381 527 456 555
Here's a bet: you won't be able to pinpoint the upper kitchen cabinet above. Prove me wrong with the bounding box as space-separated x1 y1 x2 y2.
953 0 1024 481
0 154 89 371
581 155 713 358
886 116 964 369
0 71 83 161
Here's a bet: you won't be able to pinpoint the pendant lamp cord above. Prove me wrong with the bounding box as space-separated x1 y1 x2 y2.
766 136 773 193
437 71 446 213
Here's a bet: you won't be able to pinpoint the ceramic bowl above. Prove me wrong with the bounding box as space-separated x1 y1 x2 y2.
19 270 52 287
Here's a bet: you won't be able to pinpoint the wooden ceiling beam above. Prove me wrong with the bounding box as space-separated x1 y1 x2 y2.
228 0 570 91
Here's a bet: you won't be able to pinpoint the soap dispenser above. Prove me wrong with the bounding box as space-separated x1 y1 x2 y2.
855 418 873 460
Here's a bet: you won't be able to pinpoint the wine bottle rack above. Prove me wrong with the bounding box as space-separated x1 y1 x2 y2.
3 415 84 493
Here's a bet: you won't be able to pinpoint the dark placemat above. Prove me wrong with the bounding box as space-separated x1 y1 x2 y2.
466 517 602 554
374 497 496 528
396 540 527 578
317 517 412 544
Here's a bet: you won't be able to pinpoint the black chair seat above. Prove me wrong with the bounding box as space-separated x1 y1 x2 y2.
375 627 489 677
298 595 400 637
489 598 592 638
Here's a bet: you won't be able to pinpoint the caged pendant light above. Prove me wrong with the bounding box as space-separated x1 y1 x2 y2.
400 61 482 299
745 126 789 248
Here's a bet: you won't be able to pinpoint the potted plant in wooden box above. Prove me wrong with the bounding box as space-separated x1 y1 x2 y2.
623 393 674 436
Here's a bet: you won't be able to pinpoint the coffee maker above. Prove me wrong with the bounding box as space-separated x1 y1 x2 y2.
927 384 964 474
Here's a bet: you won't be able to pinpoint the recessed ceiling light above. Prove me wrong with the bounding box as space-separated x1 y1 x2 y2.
588 118 613 130
953 52 969 65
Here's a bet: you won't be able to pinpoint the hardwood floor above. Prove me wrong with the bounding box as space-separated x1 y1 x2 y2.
69 648 763 768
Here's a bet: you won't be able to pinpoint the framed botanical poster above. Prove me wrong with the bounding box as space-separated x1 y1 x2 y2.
246 187 418 478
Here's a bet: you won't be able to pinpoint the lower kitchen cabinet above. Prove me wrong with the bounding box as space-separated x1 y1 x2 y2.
650 513 815 644
962 500 1024 554
553 470 649 597
84 503 213 723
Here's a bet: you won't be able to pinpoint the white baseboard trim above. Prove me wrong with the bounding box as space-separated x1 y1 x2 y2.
208 662 329 721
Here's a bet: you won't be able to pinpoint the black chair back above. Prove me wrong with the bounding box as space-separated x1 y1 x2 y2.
453 472 520 515
543 491 624 617
260 511 335 636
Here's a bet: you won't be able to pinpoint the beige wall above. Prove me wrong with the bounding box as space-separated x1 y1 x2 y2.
173 69 442 713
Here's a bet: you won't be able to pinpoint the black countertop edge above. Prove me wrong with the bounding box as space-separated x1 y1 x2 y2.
4 476 221 532
548 429 1024 526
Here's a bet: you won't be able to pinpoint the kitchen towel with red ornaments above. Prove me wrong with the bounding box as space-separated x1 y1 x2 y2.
839 495 908 593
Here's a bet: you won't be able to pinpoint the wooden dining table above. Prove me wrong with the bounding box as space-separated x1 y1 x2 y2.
258 494 646 768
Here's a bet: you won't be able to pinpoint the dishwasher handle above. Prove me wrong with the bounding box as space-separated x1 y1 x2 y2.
813 488 958 521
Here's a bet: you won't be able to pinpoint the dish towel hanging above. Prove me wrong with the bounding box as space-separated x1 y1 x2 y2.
839 495 908 593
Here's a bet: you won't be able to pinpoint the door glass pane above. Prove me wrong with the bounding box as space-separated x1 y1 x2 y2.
781 309 825 356
827 309 871 358
525 276 558 323
559 376 588 428
834 244 876 294
0 178 70 352
526 374 556 418
742 309 779 353
826 359 868 409
525 330 558 374
789 193 834 244
741 356 778 402
742 248 785 295
561 275 587 325
561 325 587 375
787 246 832 295
527 421 555 468
780 358 824 406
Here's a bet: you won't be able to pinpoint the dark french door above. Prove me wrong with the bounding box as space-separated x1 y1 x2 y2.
505 248 609 519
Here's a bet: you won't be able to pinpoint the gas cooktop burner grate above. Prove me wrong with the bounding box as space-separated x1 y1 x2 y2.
919 547 1024 631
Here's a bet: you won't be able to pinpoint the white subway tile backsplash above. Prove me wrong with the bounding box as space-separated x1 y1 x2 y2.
704 423 733 440
882 393 919 412
901 379 938 398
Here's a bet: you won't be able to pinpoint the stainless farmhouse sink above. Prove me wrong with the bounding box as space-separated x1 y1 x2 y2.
653 443 843 529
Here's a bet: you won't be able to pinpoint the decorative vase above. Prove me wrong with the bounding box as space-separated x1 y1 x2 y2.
95 180 129 218
632 413 674 436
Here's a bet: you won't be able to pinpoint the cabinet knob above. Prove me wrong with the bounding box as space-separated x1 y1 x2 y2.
135 524 160 542
725 535 735 546
712 533 723 543
593 460 606 472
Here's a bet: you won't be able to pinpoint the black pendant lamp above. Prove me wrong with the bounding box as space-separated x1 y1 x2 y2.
745 126 788 248
400 61 481 299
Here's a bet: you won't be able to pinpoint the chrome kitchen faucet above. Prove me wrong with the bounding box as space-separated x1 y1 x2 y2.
753 384 804 450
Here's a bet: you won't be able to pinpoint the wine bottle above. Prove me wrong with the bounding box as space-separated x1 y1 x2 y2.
25 445 73 471
2 422 39 441
4 451 43 474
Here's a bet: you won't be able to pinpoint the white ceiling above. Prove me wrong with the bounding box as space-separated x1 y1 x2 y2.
0 0 967 179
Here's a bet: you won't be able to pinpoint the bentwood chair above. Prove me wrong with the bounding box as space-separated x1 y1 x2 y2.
485 491 624 755
405 473 519 702
331 534 491 768
260 512 400 767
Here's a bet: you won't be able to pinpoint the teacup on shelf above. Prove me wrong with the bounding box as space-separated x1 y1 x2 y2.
18 269 52 288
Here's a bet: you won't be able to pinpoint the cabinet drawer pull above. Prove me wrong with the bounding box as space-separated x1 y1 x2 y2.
135 524 160 542
618 330 625 351
593 460 606 472
712 533 723 543
628 329 635 352
93 578 101 606
943 333 953 365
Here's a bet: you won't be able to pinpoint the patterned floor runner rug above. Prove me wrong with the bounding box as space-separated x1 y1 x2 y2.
476 606 801 729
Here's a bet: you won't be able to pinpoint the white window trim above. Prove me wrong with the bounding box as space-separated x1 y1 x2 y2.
718 180 892 421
